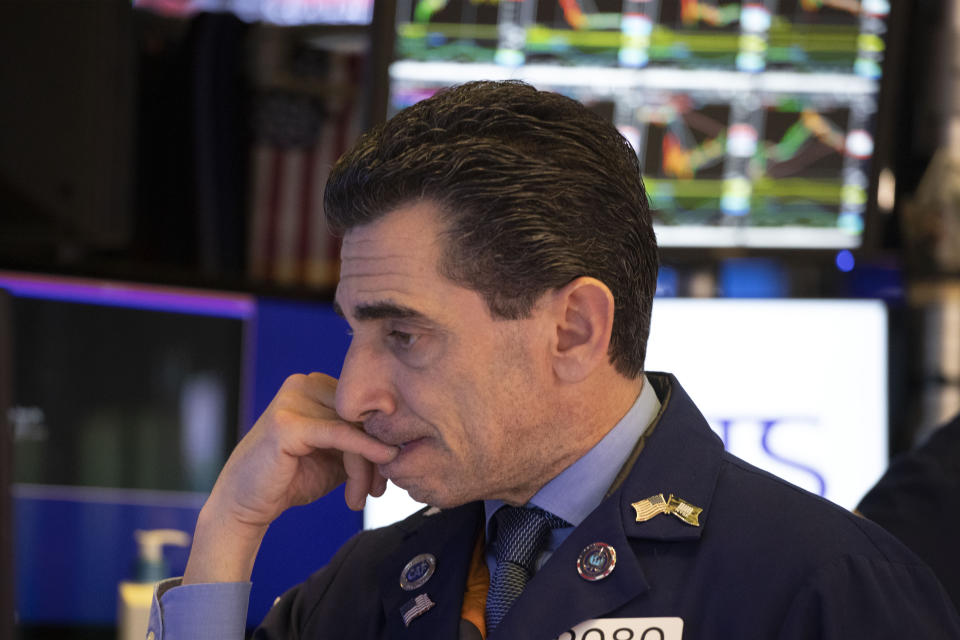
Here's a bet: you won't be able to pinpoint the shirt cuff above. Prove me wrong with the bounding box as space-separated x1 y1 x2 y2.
148 577 252 640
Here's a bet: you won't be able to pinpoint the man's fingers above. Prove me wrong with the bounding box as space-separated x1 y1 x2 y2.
274 373 338 414
283 413 398 464
343 452 375 511
262 374 397 512
304 371 338 406
370 470 389 498
271 409 400 464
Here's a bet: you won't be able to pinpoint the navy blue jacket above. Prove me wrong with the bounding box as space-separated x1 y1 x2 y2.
256 374 960 639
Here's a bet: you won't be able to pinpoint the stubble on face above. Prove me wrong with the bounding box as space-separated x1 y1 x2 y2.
389 316 573 509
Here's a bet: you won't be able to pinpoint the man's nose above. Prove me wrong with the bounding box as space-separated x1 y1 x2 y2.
335 339 397 423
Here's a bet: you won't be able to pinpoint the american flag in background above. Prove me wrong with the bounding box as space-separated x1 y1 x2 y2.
247 50 365 288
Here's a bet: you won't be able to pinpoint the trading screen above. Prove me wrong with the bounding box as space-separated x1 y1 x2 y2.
388 0 890 248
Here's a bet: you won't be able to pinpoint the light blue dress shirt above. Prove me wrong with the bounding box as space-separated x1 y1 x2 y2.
483 374 660 574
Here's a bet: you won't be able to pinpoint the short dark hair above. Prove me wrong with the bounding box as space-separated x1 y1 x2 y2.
324 80 658 378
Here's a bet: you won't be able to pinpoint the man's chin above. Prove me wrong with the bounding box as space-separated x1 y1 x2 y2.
392 479 470 511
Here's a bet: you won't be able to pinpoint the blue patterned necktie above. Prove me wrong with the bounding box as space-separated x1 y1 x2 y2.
485 506 569 634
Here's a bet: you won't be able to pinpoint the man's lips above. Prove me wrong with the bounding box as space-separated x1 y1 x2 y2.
375 439 425 486
394 436 426 451
379 437 428 471
367 433 421 447
363 422 426 449
362 420 433 465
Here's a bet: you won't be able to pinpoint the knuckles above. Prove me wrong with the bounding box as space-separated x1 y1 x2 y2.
268 406 303 429
307 371 336 386
282 372 310 390
282 371 336 390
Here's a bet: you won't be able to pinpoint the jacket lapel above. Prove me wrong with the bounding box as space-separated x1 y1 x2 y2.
489 493 651 640
378 502 483 640
619 373 722 543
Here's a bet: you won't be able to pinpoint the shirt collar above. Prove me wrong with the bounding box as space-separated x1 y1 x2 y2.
484 374 661 533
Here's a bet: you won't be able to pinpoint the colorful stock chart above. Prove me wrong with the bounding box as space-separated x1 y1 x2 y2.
388 0 890 248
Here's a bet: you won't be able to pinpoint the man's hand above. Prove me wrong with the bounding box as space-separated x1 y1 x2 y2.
183 372 398 584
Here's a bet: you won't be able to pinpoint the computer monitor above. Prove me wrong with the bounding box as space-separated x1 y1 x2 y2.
1 271 255 631
1 271 365 633
0 288 14 640
381 0 896 250
644 298 888 509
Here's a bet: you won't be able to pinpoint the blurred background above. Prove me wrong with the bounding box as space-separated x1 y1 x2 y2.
2 0 960 637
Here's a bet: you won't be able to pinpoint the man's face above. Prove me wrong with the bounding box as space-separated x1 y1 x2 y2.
334 201 567 507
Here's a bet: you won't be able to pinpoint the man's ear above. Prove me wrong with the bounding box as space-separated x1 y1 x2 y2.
549 277 615 383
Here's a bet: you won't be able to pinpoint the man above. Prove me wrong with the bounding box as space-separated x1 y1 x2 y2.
857 411 960 610
150 81 959 639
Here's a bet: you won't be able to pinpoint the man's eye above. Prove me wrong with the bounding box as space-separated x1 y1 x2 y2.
388 331 419 349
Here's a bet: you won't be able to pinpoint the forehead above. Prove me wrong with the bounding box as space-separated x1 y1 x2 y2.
335 201 451 314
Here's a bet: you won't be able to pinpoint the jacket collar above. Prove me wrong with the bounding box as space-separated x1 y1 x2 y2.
614 372 723 543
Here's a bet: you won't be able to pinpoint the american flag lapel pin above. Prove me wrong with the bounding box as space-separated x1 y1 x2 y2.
632 493 702 527
631 494 668 522
400 593 436 627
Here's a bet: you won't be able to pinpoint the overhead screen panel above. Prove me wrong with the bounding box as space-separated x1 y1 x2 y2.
133 0 373 25
387 0 891 249
365 298 888 528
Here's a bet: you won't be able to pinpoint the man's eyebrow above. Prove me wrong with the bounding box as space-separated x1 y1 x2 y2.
335 300 427 322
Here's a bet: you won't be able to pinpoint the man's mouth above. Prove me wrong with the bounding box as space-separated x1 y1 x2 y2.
396 437 425 450
370 434 419 448
364 421 423 450
378 438 426 480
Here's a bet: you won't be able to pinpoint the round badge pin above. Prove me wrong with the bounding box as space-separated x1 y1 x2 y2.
399 553 437 591
577 542 617 582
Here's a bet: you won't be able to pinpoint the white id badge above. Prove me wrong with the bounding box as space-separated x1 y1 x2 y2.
555 617 683 640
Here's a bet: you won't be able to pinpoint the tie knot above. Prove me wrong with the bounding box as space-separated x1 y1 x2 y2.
493 506 568 573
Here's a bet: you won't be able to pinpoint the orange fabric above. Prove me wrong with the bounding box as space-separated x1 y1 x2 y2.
460 530 490 638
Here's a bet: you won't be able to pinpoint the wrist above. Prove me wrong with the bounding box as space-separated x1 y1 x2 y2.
182 500 268 585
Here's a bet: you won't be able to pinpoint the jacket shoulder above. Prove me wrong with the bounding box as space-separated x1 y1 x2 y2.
713 451 928 566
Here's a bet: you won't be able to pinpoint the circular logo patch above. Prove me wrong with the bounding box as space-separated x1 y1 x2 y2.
577 542 617 582
399 553 436 591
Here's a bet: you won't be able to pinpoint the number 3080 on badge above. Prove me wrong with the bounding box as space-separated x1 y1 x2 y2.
554 617 683 640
